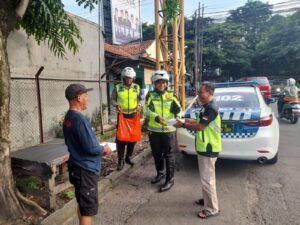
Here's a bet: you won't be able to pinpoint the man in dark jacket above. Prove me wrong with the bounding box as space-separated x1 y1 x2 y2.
63 83 111 225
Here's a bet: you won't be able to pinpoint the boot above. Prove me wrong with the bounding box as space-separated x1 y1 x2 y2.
125 155 135 167
159 178 174 192
151 173 165 184
117 159 124 171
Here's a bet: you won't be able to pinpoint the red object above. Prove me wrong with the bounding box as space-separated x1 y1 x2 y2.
242 114 273 127
236 77 271 100
117 112 141 142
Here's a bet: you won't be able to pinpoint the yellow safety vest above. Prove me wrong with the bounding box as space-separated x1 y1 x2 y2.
116 83 140 114
146 91 182 133
196 107 222 153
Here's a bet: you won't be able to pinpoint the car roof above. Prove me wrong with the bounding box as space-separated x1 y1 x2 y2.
215 86 257 93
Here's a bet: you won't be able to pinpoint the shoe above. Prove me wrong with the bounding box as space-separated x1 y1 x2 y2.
117 160 124 171
159 179 174 192
125 156 135 167
195 198 204 206
151 173 165 184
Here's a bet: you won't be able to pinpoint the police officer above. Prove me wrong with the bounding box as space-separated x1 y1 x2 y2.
175 81 222 219
146 70 182 192
111 67 143 171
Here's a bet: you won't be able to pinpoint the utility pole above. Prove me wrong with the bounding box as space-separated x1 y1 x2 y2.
155 0 186 109
199 4 204 84
194 2 204 89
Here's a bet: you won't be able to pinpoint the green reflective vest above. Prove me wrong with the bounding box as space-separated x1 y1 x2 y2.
116 83 140 114
146 91 182 133
196 107 222 153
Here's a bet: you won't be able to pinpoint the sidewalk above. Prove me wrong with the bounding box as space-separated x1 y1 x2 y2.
40 147 151 225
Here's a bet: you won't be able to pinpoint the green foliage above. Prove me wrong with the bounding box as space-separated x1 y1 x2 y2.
53 113 66 138
164 0 180 25
16 177 39 190
65 190 74 200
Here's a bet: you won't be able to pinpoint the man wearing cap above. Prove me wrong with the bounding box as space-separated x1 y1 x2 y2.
63 83 111 225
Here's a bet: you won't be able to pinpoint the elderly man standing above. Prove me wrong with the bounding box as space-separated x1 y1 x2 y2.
175 81 222 219
63 83 111 225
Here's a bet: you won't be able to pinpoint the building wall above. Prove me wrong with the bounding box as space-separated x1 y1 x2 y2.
7 14 107 151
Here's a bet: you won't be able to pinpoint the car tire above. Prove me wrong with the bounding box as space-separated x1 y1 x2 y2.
267 153 278 164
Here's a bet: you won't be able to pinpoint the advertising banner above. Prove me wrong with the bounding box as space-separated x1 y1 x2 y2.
111 0 141 44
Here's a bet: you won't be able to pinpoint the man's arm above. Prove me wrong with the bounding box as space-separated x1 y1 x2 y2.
145 92 162 124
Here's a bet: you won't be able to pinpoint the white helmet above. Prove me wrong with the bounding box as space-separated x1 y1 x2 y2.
151 70 169 84
121 67 136 79
287 78 296 86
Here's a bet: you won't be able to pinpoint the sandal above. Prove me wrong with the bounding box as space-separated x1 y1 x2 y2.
197 209 219 219
194 198 204 206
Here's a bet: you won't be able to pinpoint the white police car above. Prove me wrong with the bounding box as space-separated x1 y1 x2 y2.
177 82 279 164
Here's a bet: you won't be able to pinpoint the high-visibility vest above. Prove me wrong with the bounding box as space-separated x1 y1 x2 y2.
146 91 182 133
196 107 222 153
116 83 140 114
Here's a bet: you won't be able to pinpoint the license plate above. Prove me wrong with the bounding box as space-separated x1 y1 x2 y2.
221 123 233 133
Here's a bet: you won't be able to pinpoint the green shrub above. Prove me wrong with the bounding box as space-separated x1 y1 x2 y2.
16 176 39 190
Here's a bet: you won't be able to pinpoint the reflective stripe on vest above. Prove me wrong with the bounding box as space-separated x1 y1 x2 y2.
195 107 222 153
147 91 178 133
116 83 140 114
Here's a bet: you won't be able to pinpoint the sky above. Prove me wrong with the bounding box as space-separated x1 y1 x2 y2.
62 0 295 24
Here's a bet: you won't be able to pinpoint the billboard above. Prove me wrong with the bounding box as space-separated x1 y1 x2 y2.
111 0 141 45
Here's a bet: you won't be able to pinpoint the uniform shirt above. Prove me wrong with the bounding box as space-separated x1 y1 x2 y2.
63 110 103 175
198 100 219 158
111 83 144 108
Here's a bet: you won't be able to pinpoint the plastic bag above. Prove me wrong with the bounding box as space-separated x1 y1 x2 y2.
117 112 141 142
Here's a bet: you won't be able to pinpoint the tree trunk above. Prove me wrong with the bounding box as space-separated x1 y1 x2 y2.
0 10 26 223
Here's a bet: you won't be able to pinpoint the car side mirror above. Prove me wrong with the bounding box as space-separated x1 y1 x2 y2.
266 98 277 105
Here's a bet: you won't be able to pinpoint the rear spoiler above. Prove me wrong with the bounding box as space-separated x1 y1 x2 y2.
215 81 259 88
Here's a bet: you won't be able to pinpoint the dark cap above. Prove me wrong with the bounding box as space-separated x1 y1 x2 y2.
65 83 93 101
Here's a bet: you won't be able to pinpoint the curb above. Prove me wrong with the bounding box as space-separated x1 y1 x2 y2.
40 147 152 225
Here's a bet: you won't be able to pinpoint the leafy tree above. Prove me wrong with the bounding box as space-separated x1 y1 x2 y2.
254 12 300 76
227 1 272 50
142 22 155 40
203 22 251 79
0 0 97 222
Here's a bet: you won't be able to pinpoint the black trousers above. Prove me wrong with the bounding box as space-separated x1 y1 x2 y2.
149 131 176 181
116 112 137 161
116 139 136 161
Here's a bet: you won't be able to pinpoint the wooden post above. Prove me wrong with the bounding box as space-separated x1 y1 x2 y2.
173 17 179 96
179 0 185 110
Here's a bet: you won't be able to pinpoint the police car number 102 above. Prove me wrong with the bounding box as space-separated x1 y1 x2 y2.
215 95 243 102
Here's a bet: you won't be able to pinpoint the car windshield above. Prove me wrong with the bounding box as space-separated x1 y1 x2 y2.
214 89 260 108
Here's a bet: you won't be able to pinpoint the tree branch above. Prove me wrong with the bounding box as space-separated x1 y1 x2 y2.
15 0 29 19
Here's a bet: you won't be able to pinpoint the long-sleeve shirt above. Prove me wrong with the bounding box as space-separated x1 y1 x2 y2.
63 110 103 175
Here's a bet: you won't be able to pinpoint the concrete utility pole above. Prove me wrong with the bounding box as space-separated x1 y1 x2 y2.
194 2 204 89
155 0 186 109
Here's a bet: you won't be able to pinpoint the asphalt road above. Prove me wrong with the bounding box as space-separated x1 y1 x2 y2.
97 103 300 225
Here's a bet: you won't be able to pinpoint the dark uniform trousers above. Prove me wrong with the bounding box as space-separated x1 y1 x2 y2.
149 131 176 181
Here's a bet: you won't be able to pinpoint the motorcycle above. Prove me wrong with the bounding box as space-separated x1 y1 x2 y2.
277 95 300 124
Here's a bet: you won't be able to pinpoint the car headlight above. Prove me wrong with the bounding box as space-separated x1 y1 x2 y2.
276 87 281 92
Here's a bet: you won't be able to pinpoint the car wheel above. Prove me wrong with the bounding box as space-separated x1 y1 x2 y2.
267 153 278 164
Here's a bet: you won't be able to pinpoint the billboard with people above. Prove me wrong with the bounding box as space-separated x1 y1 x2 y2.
111 0 141 44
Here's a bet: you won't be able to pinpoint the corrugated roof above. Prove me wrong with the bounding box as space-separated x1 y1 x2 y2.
104 43 132 58
105 40 154 58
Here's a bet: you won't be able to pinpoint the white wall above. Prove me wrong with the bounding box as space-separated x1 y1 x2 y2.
7 14 107 150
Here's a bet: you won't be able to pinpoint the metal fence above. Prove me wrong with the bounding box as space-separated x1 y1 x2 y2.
10 71 103 151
